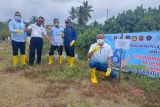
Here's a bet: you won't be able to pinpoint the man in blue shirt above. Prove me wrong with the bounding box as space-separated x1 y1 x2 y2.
8 12 27 66
64 18 77 67
48 18 64 64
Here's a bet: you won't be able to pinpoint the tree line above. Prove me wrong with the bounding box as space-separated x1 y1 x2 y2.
101 5 160 33
0 1 160 43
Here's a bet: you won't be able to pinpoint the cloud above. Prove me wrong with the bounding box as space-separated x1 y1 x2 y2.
0 0 159 24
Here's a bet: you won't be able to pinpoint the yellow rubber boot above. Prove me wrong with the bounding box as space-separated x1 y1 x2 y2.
69 57 75 67
67 56 71 65
13 56 18 66
90 68 97 84
59 55 63 64
48 55 53 64
21 55 26 65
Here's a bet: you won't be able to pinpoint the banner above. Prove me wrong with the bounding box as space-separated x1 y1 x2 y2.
105 32 160 77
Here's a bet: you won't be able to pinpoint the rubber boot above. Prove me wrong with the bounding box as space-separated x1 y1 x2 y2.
69 57 75 67
59 55 63 64
13 55 18 66
48 55 53 64
90 68 97 84
21 54 26 65
67 56 71 65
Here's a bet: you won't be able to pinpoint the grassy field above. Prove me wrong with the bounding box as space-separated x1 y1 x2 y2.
0 41 160 107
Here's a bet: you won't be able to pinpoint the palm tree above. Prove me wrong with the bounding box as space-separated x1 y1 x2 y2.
69 7 77 22
77 6 85 25
29 16 38 24
82 1 94 24
68 0 94 25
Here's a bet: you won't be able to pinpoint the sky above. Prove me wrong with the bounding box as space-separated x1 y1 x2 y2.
0 0 159 25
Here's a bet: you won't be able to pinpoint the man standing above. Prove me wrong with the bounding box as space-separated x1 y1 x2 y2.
88 33 117 84
26 17 50 65
64 18 77 67
8 12 26 66
48 18 64 64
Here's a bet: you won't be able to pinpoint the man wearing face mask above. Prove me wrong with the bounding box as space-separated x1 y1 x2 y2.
8 12 27 66
88 33 117 84
25 16 50 65
48 18 64 64
64 18 77 67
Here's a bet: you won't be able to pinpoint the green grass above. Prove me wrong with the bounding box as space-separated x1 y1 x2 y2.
1 42 160 107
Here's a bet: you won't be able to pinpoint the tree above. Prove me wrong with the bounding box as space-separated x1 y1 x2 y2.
29 16 38 24
69 7 77 22
77 6 85 25
82 1 94 24
102 5 160 33
68 0 93 25
93 20 99 27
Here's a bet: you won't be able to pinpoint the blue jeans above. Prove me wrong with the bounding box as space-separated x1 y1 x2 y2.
89 59 118 79
29 37 43 65
64 45 75 57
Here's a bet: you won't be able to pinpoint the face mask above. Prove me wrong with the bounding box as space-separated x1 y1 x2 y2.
54 23 59 27
97 39 104 45
14 16 21 22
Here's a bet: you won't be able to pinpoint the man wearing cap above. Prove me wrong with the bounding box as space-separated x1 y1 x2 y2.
25 17 50 65
48 18 64 64
8 12 27 66
88 33 118 84
64 18 77 67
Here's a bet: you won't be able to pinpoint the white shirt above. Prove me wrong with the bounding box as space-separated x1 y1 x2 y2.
89 42 113 63
28 24 47 38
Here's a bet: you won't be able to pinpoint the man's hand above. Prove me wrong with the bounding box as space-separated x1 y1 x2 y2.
25 38 29 44
47 36 51 44
70 40 75 46
24 28 30 32
61 32 64 38
91 45 100 53
48 39 51 44
15 29 21 33
105 68 111 77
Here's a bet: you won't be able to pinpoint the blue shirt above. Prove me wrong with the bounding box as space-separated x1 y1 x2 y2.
50 26 64 46
64 26 77 45
8 20 26 42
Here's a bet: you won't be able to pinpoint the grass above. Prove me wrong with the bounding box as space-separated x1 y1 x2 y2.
0 41 160 107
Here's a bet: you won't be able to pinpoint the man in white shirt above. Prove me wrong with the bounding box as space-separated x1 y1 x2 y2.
25 16 50 65
88 33 118 84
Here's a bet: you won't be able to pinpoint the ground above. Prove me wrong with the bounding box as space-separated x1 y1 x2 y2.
0 41 159 107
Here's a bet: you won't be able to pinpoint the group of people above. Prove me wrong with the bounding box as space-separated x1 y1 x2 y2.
9 11 77 67
8 12 118 84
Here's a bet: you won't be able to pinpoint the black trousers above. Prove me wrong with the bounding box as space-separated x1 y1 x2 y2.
29 37 43 65
49 45 63 55
64 45 75 57
12 40 25 56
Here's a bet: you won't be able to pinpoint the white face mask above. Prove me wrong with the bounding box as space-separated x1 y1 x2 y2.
97 39 104 45
54 23 59 27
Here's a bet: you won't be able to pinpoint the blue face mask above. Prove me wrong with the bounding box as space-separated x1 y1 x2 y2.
14 16 21 22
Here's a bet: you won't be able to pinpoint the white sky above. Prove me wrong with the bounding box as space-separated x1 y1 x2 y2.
0 0 159 25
